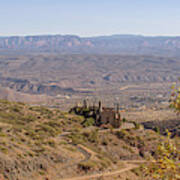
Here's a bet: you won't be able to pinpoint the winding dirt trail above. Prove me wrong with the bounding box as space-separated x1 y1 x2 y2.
61 164 138 180
119 85 139 91
60 145 144 180
59 144 91 171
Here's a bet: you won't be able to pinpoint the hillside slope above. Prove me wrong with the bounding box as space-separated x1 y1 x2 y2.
0 100 179 180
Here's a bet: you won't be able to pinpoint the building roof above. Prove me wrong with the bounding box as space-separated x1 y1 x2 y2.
102 107 115 112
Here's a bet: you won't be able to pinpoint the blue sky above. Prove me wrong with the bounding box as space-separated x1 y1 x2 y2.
0 0 180 37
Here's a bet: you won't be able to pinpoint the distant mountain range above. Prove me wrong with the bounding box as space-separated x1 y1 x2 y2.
1 34 180 55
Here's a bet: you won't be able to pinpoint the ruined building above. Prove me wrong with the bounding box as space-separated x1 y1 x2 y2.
95 101 121 128
71 100 121 128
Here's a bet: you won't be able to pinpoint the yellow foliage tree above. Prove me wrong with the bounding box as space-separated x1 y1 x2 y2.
141 82 180 179
144 130 180 179
170 82 180 112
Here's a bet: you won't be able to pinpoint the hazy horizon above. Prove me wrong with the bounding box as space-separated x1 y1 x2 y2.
1 33 180 38
1 0 180 37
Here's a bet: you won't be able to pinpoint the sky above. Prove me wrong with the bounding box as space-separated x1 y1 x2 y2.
0 0 180 37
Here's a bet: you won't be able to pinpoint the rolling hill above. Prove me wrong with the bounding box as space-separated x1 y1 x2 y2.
0 53 179 108
0 34 180 107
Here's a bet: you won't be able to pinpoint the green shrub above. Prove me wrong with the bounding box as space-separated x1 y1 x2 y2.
116 130 128 139
78 160 97 171
154 126 160 134
82 117 95 127
122 118 127 122
69 133 85 145
22 114 37 123
101 138 108 145
133 122 140 129
0 146 8 154
36 124 58 137
10 105 21 112
47 139 56 148
83 130 99 143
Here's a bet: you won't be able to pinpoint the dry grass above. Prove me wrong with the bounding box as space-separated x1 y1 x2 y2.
122 109 178 123
0 99 179 180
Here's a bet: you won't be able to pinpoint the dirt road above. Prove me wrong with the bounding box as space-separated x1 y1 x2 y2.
61 164 137 180
60 145 143 180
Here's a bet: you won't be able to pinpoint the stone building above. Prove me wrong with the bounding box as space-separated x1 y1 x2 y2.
71 100 121 128
95 101 121 128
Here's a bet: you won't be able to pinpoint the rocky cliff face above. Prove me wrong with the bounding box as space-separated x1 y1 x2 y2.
1 35 180 55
